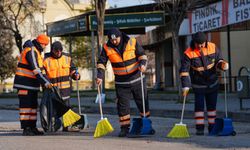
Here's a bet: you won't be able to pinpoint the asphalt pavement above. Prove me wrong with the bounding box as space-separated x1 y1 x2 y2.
1 91 250 149
1 110 250 150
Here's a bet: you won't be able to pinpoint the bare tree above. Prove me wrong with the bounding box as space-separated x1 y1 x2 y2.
0 0 40 53
0 20 16 83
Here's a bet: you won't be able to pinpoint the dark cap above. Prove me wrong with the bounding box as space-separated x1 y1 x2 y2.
107 28 122 39
51 41 63 51
192 32 207 44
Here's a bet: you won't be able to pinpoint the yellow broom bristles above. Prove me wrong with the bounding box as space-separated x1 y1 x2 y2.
63 109 81 127
94 118 114 138
167 123 190 138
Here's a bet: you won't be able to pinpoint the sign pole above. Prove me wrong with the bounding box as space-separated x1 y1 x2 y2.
91 31 96 90
227 25 232 92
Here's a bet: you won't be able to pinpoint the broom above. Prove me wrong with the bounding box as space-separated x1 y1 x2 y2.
94 84 114 138
51 86 81 127
167 94 190 138
63 109 81 127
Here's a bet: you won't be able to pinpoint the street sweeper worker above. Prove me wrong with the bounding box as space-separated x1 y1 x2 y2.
96 28 152 137
43 41 80 131
180 32 229 135
13 34 52 136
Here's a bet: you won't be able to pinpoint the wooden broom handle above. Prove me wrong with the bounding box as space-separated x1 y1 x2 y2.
97 84 103 119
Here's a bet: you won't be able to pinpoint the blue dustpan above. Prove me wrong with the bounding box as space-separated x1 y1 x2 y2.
209 118 236 136
129 118 142 135
141 117 155 135
128 72 155 137
209 72 236 136
129 117 155 136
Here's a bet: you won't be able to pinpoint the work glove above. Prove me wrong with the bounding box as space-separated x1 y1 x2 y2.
220 60 229 71
218 60 229 71
182 87 190 97
96 78 103 86
74 73 80 80
44 82 53 89
73 68 80 80
138 65 146 73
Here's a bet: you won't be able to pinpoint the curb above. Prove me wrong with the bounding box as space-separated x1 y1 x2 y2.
1 102 249 123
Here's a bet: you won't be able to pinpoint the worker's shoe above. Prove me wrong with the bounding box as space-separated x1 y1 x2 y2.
22 127 35 136
118 127 129 137
54 119 62 132
208 125 214 134
62 127 68 132
196 125 204 136
68 126 81 132
23 127 44 136
62 126 80 132
31 127 44 135
196 129 204 136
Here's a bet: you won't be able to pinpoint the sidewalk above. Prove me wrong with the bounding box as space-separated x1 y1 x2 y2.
0 92 250 122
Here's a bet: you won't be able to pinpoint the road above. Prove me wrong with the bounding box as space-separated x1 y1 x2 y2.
0 110 250 150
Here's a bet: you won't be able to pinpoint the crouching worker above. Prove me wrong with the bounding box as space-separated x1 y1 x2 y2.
180 32 229 135
14 34 52 136
43 41 80 131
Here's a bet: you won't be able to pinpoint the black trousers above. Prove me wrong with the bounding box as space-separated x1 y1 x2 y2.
18 90 38 129
115 81 149 127
194 91 218 131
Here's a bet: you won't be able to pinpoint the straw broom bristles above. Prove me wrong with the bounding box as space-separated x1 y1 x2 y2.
63 109 81 127
167 123 189 138
167 95 190 138
94 118 114 138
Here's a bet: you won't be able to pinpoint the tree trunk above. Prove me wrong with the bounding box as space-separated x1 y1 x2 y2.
172 30 182 98
14 32 22 53
95 0 106 53
95 0 106 92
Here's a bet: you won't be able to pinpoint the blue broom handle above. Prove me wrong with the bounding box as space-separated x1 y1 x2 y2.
140 72 146 117
180 95 186 124
97 84 104 119
224 71 228 118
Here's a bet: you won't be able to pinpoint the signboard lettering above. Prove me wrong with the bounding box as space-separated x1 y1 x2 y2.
229 0 250 23
89 11 165 30
189 2 223 33
47 16 86 36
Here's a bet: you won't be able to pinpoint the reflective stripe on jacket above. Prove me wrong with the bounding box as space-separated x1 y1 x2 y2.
97 33 147 86
43 53 74 101
103 38 139 76
180 42 223 93
14 46 48 91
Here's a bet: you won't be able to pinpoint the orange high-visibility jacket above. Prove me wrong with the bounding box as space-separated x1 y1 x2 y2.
104 38 139 76
43 52 77 101
97 36 147 85
180 42 224 93
14 46 49 90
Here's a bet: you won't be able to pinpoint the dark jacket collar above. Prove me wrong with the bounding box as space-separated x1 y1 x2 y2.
32 39 43 53
190 40 208 50
106 32 130 50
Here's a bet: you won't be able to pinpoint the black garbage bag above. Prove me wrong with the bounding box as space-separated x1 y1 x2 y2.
40 86 69 132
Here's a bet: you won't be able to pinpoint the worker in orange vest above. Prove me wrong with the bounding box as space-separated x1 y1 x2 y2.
180 32 229 135
96 28 152 137
14 34 52 136
43 41 80 131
